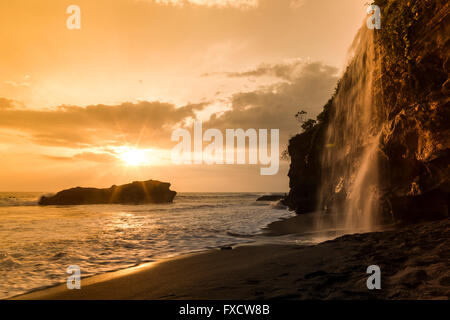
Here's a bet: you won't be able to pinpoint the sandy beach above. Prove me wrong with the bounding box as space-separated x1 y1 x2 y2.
13 217 449 300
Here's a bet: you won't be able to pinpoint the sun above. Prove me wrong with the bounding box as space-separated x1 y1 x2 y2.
119 148 147 166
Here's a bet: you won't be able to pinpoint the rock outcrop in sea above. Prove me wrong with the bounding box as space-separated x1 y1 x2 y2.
284 0 449 225
256 194 286 201
39 180 177 205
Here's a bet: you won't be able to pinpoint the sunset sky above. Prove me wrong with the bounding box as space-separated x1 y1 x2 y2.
0 0 367 192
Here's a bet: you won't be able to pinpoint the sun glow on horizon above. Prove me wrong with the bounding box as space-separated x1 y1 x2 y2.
119 148 149 166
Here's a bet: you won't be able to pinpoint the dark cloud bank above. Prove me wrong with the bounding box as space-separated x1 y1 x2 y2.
0 61 338 162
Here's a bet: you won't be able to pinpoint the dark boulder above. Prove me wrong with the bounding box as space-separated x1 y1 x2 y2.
39 180 176 205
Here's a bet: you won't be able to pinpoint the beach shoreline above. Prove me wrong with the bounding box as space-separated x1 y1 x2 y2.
8 210 299 300
0 192 294 299
12 217 449 300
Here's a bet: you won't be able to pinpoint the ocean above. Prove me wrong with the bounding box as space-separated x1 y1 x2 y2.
0 192 295 299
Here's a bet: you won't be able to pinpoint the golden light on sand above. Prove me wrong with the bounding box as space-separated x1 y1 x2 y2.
119 148 148 166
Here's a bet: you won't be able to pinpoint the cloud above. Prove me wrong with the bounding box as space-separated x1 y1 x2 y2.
3 80 30 88
0 98 24 110
151 0 259 9
217 59 309 81
3 75 31 89
204 59 338 83
0 98 16 109
290 0 306 9
0 100 208 149
202 61 339 143
0 61 338 153
44 152 118 163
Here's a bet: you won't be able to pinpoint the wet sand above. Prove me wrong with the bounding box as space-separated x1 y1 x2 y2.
13 218 449 300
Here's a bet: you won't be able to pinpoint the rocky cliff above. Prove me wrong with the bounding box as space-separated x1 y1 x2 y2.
39 180 177 205
284 0 449 224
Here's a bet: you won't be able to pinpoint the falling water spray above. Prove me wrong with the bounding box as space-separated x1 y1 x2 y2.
316 26 384 234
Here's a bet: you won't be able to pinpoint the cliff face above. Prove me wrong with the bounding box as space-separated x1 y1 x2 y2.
376 0 449 222
283 100 330 214
39 180 177 205
285 0 449 224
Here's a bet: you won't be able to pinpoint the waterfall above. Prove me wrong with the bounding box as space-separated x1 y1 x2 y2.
316 26 384 234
